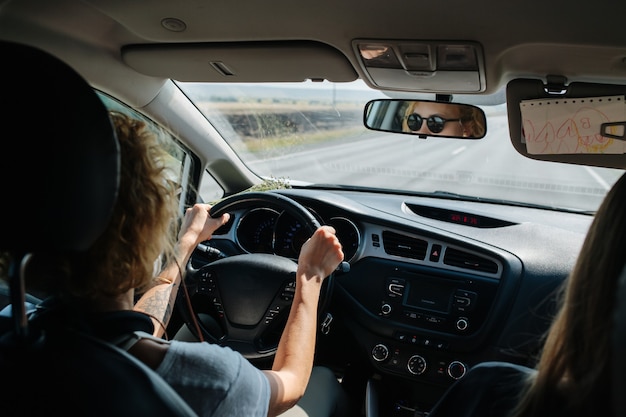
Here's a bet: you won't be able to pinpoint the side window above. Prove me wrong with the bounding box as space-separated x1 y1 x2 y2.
199 170 224 203
96 92 197 211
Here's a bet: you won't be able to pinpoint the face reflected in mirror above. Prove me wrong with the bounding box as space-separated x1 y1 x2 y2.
404 101 463 136
363 99 487 139
402 101 486 138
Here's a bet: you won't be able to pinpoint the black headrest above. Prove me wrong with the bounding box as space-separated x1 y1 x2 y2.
0 41 119 253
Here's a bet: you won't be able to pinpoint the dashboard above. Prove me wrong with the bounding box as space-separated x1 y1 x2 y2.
190 187 592 410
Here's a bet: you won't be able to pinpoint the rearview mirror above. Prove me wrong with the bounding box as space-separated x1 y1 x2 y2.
363 99 487 139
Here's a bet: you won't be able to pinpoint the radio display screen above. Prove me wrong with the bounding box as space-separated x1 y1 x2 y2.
405 281 453 314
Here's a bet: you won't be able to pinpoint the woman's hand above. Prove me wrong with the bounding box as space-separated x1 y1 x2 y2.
177 203 230 251
296 226 344 284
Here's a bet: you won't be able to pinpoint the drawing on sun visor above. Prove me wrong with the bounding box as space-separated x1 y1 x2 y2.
520 95 626 154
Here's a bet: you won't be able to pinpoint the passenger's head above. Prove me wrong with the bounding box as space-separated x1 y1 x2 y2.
515 171 626 415
547 171 626 366
12 112 181 302
401 101 485 138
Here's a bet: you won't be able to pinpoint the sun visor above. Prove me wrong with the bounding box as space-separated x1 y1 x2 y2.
122 41 358 83
507 78 626 169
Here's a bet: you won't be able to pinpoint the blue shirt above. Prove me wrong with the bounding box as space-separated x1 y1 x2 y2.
157 340 270 417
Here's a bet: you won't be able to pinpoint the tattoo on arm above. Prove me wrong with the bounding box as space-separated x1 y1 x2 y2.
135 282 178 327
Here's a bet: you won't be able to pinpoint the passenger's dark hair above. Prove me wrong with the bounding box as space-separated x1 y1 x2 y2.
510 172 626 417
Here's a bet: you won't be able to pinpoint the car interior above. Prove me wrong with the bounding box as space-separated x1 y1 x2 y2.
1 0 626 416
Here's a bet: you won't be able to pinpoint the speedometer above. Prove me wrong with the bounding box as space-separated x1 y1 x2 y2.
236 208 279 254
273 211 361 262
273 211 310 259
328 217 361 262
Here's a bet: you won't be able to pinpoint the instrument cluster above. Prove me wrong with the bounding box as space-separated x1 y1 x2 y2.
235 207 361 262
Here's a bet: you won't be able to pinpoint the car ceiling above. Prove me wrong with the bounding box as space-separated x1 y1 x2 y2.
2 0 626 109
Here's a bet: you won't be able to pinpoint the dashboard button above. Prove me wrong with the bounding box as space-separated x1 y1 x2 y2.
429 244 442 262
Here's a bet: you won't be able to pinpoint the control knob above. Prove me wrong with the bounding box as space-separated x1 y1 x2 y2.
407 354 427 375
456 317 469 331
447 360 467 380
380 303 392 316
371 344 389 362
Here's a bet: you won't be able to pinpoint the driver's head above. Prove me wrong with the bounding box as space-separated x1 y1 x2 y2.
17 112 182 303
82 111 181 299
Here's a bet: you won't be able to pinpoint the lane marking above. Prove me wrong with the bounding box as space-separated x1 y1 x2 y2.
584 166 610 190
452 146 466 155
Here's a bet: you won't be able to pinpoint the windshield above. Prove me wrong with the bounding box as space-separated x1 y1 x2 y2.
177 80 624 213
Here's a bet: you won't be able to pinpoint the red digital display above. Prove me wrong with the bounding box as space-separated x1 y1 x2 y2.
449 212 480 226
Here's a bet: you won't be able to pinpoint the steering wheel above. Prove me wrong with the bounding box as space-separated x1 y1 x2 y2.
180 192 334 360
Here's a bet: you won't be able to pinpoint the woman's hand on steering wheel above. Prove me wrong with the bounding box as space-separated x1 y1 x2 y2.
297 226 344 287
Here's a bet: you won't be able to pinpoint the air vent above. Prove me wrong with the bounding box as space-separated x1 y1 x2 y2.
443 248 498 273
382 231 427 260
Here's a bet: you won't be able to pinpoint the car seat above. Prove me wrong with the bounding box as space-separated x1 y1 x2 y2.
0 40 198 417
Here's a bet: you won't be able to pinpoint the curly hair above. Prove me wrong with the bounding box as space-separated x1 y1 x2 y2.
459 105 486 137
0 112 182 303
68 111 181 299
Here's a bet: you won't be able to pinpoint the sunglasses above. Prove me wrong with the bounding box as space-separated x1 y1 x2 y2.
406 113 461 133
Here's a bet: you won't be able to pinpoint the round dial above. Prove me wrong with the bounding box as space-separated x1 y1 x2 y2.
447 361 467 380
235 208 279 254
327 216 360 262
371 344 389 362
407 354 427 375
274 211 311 259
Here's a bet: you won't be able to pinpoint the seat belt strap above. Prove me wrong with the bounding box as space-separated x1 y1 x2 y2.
114 330 171 351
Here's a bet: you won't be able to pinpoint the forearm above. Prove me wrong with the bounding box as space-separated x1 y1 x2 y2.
133 205 230 338
133 243 195 337
133 263 183 338
264 273 323 416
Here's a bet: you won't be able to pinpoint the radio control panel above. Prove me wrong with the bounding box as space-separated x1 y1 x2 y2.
378 274 497 336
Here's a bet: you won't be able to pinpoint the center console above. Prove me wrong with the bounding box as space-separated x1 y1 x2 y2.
339 258 500 384
336 256 508 414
